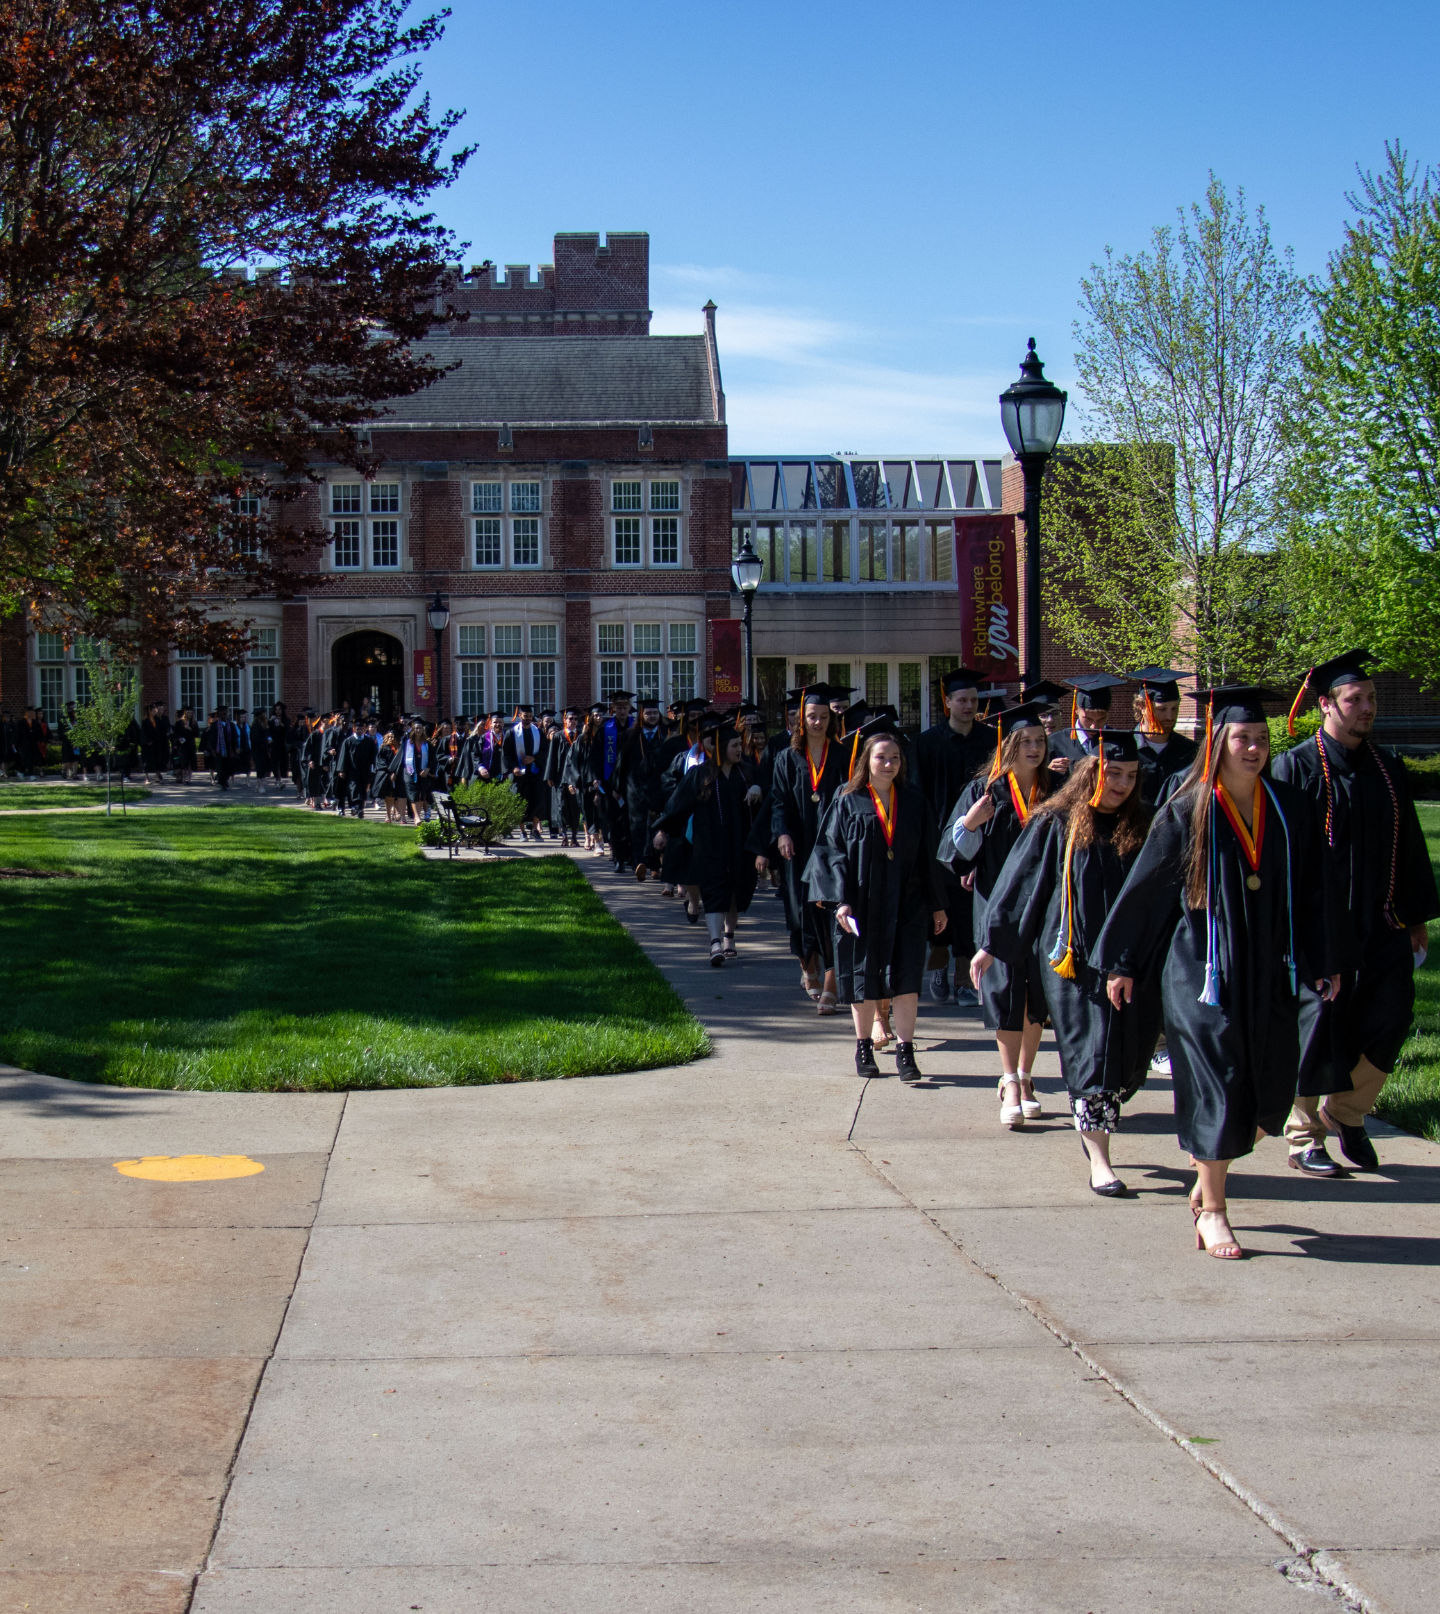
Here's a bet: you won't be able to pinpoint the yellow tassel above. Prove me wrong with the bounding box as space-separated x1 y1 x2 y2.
1050 946 1078 981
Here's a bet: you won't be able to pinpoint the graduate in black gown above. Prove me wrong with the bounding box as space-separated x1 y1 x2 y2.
752 685 849 1013
939 701 1054 1127
912 667 996 1006
1093 688 1346 1258
616 696 672 880
804 716 946 1083
1130 667 1199 806
1274 650 1439 1174
974 733 1161 1194
651 721 760 965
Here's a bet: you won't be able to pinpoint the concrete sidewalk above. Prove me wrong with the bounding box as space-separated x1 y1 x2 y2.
5 845 1438 1612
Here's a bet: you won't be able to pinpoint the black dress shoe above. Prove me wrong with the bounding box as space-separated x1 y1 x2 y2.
895 1041 923 1082
1288 1145 1347 1178
1337 1123 1379 1171
1090 1178 1129 1198
855 1038 880 1078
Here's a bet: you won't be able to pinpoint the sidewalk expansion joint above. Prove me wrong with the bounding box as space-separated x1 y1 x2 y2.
848 1140 1387 1614
187 1090 350 1614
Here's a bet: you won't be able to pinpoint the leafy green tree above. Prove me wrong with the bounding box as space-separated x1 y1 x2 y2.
65 639 140 814
1278 144 1440 688
1045 176 1307 680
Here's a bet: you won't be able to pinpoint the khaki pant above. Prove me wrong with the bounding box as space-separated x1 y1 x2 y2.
1284 1055 1389 1152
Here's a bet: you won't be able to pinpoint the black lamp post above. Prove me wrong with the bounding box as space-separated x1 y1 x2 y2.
426 590 450 719
999 338 1067 686
730 537 763 703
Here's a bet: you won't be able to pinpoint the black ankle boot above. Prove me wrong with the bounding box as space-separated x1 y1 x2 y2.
895 1040 923 1082
855 1038 879 1078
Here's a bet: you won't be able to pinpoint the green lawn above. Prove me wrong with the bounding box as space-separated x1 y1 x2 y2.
0 809 707 1091
1376 801 1440 1141
0 784 151 810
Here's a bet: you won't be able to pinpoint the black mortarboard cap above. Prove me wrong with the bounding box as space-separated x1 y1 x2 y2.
839 699 870 733
737 702 760 717
699 713 723 737
1022 680 1070 707
609 689 635 702
993 701 1048 740
1070 673 1127 711
588 702 607 716
940 667 986 695
784 687 808 705
801 684 832 706
826 683 854 699
683 698 709 714
1129 666 1188 701
975 686 1008 718
637 691 662 708
855 712 899 743
1191 685 1278 727
1305 648 1375 695
1094 729 1141 763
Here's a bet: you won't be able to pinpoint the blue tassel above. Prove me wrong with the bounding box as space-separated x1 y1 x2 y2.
1198 964 1222 1008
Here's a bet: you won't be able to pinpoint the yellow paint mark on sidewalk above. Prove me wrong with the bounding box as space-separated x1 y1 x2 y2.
113 1154 265 1181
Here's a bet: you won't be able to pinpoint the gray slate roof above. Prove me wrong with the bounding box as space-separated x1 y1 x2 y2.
377 333 717 427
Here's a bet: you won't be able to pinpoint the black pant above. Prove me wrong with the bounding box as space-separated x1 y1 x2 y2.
348 772 372 816
216 755 235 789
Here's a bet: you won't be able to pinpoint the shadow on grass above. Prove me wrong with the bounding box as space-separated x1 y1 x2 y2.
0 810 708 1091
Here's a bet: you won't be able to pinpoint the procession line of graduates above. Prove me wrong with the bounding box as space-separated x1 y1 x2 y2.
617 653 1435 1265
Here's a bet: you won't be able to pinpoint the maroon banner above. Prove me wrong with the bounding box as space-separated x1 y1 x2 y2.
413 649 434 705
954 514 1021 680
711 618 743 699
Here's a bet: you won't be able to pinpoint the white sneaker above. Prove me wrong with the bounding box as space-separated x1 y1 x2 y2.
1150 1050 1172 1074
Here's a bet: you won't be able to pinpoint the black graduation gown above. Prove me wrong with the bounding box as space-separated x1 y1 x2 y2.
752 740 849 966
940 774 1049 1031
912 720 996 947
503 724 545 814
652 763 759 915
1137 732 1198 806
545 735 580 830
1093 779 1344 1160
1273 733 1439 1086
982 810 1160 1098
618 727 671 869
804 783 944 1003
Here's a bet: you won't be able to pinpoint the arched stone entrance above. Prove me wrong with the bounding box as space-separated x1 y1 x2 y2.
332 630 405 720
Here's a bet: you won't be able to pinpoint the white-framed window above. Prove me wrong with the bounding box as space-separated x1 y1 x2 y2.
236 492 261 517
215 665 241 710
495 661 521 710
370 482 401 514
331 483 362 515
633 623 661 655
531 662 556 708
233 491 263 559
37 631 65 662
494 624 522 657
472 481 503 514
458 624 485 657
179 664 206 714
511 481 541 514
670 660 696 702
73 661 92 705
651 516 679 566
614 517 641 567
530 624 558 657
460 661 485 714
332 520 361 569
668 623 697 655
612 480 642 512
251 627 279 658
634 660 660 702
512 518 540 567
251 664 277 713
371 520 399 569
39 666 64 724
599 659 626 699
474 518 502 568
651 480 681 512
597 623 625 654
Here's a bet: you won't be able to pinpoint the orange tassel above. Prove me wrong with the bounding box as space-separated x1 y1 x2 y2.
1286 670 1313 736
1142 690 1158 735
1088 738 1108 807
1069 688 1078 734
1202 696 1214 779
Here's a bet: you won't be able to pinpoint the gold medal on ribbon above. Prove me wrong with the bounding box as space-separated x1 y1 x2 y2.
1246 873 1261 891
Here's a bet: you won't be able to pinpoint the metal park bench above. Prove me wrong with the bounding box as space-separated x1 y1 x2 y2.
430 792 490 857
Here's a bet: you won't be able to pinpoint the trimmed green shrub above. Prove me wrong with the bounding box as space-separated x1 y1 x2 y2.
1267 711 1318 756
452 779 528 845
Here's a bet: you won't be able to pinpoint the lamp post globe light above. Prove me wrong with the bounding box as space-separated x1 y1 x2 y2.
999 338 1067 686
427 590 450 719
730 536 763 703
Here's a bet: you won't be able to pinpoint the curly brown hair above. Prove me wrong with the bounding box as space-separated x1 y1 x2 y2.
1035 755 1149 858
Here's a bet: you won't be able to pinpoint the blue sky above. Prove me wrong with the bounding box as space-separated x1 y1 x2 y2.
416 0 1440 454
